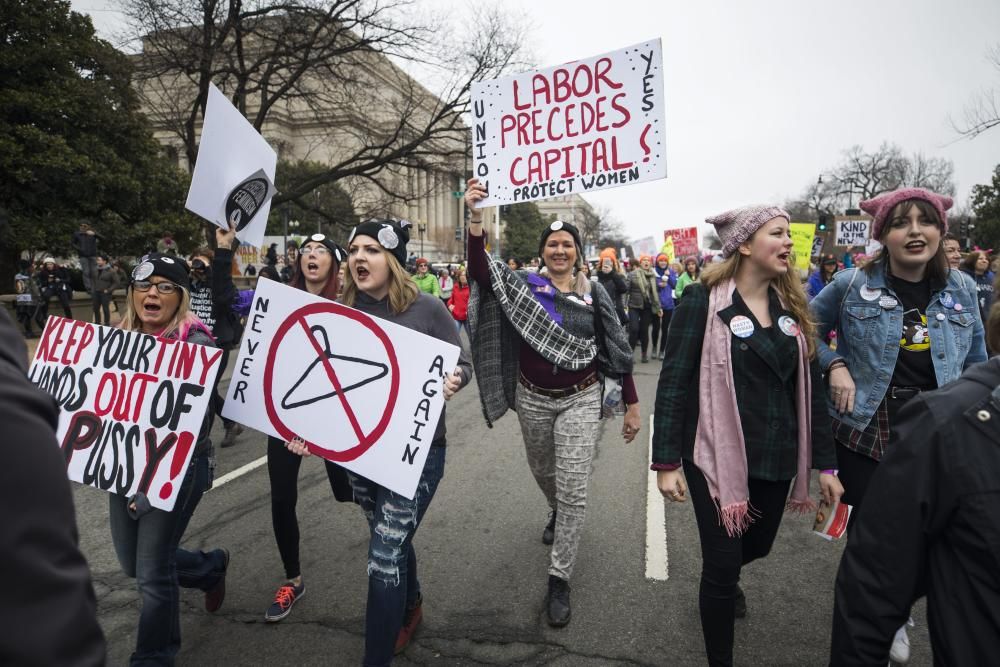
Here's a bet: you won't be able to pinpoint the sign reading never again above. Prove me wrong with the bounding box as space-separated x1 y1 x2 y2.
222 279 460 499
28 317 223 511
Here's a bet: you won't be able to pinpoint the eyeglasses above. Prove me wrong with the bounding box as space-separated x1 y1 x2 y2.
301 246 332 256
133 280 180 294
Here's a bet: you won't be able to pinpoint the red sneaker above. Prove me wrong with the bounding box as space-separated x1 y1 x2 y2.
394 596 423 654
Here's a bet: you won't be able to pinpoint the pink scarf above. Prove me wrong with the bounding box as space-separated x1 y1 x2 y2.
693 279 815 538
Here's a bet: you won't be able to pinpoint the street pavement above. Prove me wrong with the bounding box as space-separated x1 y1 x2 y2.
69 342 933 666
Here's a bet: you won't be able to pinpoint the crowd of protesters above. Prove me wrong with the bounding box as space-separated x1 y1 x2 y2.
6 184 1000 667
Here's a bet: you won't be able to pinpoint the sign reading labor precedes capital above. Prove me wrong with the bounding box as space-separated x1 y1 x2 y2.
28 317 223 511
222 279 460 500
471 39 667 207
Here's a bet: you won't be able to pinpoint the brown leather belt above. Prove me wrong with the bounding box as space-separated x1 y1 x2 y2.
519 373 599 399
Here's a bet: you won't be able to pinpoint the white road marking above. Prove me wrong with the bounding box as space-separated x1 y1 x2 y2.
645 413 669 580
210 454 268 490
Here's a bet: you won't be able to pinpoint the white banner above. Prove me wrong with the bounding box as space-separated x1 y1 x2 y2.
222 279 460 499
28 317 223 511
835 218 871 247
471 39 667 206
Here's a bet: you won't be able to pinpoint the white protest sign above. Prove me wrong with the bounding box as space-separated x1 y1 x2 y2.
185 83 278 248
471 38 666 206
222 279 460 499
28 317 223 511
835 217 871 247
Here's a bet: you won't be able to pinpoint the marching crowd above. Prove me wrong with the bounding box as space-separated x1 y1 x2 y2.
4 182 1000 667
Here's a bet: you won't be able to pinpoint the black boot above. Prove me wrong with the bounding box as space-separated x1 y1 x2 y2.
546 575 571 627
735 585 746 619
542 509 557 545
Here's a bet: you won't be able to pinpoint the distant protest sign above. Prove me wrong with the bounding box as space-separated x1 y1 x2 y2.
471 39 666 207
185 84 278 249
835 217 871 247
790 222 816 272
631 236 658 258
28 317 223 511
665 227 698 258
222 279 460 499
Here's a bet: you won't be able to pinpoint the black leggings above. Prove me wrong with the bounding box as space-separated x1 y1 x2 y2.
267 437 346 580
684 460 791 667
651 309 673 354
628 306 653 353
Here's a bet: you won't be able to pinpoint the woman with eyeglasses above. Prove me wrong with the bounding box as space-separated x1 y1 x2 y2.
111 253 229 665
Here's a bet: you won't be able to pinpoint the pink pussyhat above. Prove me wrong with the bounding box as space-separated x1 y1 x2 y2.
859 187 953 240
706 205 790 258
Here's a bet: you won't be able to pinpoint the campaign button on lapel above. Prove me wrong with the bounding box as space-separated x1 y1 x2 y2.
730 315 755 338
778 315 800 337
860 286 881 301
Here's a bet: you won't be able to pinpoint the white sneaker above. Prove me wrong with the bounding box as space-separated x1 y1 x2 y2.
889 618 914 664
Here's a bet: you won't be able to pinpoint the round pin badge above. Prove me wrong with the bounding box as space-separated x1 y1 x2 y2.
730 315 755 338
940 292 954 308
935 313 946 321
860 286 881 301
954 303 963 312
778 315 800 337
132 261 154 281
377 225 399 249
161 257 175 264
879 296 898 309
310 233 325 242
550 220 564 231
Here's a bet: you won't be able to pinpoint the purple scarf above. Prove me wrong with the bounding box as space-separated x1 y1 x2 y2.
694 279 815 537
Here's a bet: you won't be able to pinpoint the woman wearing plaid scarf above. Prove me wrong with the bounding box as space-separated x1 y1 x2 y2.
464 178 641 628
653 205 842 667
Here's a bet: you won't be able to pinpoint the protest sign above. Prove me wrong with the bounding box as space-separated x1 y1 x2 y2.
630 236 658 258
27 317 223 511
471 39 666 207
835 217 871 247
660 236 675 263
665 226 698 258
222 279 460 499
811 235 825 258
185 84 278 249
789 222 816 272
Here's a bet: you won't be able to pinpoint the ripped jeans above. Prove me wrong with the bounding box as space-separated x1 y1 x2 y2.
348 444 446 667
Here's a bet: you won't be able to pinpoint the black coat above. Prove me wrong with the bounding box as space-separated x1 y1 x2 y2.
0 310 106 665
830 357 1000 665
209 247 245 348
596 270 628 324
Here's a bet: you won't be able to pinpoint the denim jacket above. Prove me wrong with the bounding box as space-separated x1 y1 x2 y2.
810 261 986 431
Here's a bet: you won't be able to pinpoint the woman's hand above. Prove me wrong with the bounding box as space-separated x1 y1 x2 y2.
216 222 237 250
464 178 488 221
443 368 463 400
622 403 641 443
818 473 844 506
827 366 856 415
657 469 687 502
285 437 310 457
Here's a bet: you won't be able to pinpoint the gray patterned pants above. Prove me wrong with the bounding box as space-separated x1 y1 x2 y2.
515 382 602 580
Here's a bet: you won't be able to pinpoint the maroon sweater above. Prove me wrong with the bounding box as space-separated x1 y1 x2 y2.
468 233 637 404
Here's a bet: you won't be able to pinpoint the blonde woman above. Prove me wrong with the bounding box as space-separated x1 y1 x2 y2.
653 207 842 666
111 253 229 665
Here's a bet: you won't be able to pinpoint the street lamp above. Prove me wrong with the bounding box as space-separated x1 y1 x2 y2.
418 223 427 258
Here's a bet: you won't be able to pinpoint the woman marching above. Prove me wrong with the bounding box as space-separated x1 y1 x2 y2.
627 254 663 363
111 252 229 665
806 253 839 300
810 187 986 663
651 252 677 360
464 178 641 627
674 255 701 301
595 248 629 325
959 249 995 325
653 206 843 667
286 219 472 665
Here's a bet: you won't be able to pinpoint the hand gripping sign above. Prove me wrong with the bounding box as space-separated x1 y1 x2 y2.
28 317 223 511
222 279 460 499
471 38 667 207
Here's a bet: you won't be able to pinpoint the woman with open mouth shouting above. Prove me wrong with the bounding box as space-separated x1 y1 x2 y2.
112 253 229 665
285 218 472 666
463 178 640 629
810 187 986 665
653 206 842 667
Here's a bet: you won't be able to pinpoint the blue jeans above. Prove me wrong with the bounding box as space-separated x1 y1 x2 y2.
109 455 226 666
349 445 446 667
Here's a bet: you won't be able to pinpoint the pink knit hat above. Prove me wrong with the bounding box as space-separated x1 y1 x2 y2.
706 205 790 258
859 188 953 240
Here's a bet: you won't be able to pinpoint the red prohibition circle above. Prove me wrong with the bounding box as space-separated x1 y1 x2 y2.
263 302 400 462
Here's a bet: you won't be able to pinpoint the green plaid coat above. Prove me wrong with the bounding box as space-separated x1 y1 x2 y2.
652 283 836 480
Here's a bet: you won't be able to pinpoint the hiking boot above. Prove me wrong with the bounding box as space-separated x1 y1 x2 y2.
734 585 746 619
264 580 305 622
394 594 423 654
205 549 230 613
542 510 557 545
546 575 571 627
221 423 244 448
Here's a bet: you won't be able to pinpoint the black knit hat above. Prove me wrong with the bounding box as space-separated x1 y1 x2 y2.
132 252 190 291
348 219 410 267
538 220 584 270
300 233 346 264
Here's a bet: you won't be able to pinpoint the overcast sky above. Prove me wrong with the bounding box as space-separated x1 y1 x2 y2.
73 0 1000 243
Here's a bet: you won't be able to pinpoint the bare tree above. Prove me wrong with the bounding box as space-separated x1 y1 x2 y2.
952 44 1000 139
120 0 527 210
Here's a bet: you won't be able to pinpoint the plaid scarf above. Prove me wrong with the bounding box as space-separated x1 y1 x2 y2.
469 251 632 426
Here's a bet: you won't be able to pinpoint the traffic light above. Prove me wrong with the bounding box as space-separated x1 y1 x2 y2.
817 214 829 232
